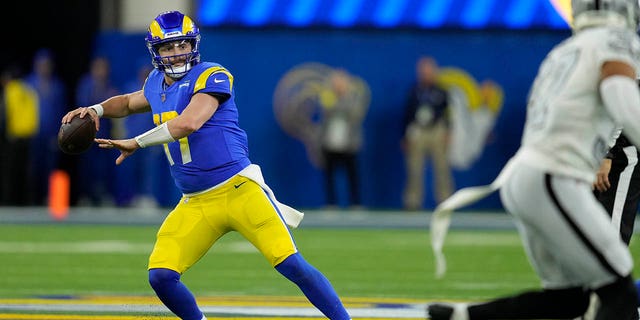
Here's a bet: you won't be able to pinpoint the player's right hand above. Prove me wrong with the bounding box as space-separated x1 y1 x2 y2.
62 107 101 131
94 138 139 165
593 158 612 192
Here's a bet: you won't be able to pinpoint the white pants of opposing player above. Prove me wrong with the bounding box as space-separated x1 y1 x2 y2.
499 162 633 290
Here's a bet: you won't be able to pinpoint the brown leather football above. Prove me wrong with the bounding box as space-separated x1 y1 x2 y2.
58 115 97 155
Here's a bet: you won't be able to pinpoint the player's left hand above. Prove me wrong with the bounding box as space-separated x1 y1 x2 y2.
593 158 612 192
94 138 140 165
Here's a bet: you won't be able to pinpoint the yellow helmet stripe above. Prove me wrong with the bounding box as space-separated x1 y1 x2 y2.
148 20 164 39
182 15 195 35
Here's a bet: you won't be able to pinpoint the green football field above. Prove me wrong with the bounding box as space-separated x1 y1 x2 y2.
0 220 638 319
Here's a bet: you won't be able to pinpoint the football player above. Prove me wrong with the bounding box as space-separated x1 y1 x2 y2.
61 11 351 320
428 0 640 319
588 130 640 317
594 130 638 246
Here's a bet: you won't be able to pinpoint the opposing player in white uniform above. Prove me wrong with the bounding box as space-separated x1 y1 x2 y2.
428 0 640 319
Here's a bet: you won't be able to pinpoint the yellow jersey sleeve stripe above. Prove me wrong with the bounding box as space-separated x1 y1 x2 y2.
194 66 234 93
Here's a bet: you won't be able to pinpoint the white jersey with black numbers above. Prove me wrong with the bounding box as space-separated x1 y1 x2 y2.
515 27 640 183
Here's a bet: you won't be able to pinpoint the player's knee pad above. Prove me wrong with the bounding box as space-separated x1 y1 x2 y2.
148 268 180 291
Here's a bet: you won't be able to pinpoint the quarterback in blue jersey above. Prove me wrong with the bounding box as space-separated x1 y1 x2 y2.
61 11 351 320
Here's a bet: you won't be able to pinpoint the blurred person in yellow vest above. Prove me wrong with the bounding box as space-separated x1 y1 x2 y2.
0 64 39 205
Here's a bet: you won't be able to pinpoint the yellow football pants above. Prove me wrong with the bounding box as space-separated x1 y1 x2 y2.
148 175 298 273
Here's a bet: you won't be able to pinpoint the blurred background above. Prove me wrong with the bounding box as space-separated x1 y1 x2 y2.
0 0 572 212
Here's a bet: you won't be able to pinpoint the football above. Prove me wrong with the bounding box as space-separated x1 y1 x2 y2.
58 115 97 155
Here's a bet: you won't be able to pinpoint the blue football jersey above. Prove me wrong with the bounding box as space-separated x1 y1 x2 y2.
143 62 251 194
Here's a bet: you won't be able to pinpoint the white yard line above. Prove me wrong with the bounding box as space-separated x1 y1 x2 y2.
0 241 255 254
0 302 428 318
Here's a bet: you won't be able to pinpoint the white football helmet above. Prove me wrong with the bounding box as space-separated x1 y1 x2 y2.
571 0 640 31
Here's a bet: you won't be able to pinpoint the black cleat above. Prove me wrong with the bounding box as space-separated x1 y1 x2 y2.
427 303 454 320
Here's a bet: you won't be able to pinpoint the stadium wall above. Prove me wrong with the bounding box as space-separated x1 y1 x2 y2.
94 28 569 210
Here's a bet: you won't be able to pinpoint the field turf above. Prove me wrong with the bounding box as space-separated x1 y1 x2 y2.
0 220 637 318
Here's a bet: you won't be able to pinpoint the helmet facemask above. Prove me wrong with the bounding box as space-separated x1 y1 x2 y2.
148 37 201 79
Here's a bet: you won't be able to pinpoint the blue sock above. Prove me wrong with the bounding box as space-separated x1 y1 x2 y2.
636 279 640 306
275 253 350 320
148 268 203 320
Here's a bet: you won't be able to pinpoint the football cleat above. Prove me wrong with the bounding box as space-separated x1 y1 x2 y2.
427 303 469 320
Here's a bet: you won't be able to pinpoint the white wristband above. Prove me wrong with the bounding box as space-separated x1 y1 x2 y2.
134 122 175 148
88 104 104 117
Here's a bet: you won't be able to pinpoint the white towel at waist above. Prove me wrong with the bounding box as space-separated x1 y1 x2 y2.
238 164 305 228
431 157 517 278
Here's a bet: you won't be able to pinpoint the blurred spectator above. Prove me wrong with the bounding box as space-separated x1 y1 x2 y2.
1 65 39 205
74 56 121 206
24 49 67 205
401 56 454 210
318 69 369 209
113 61 164 208
0 72 5 205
